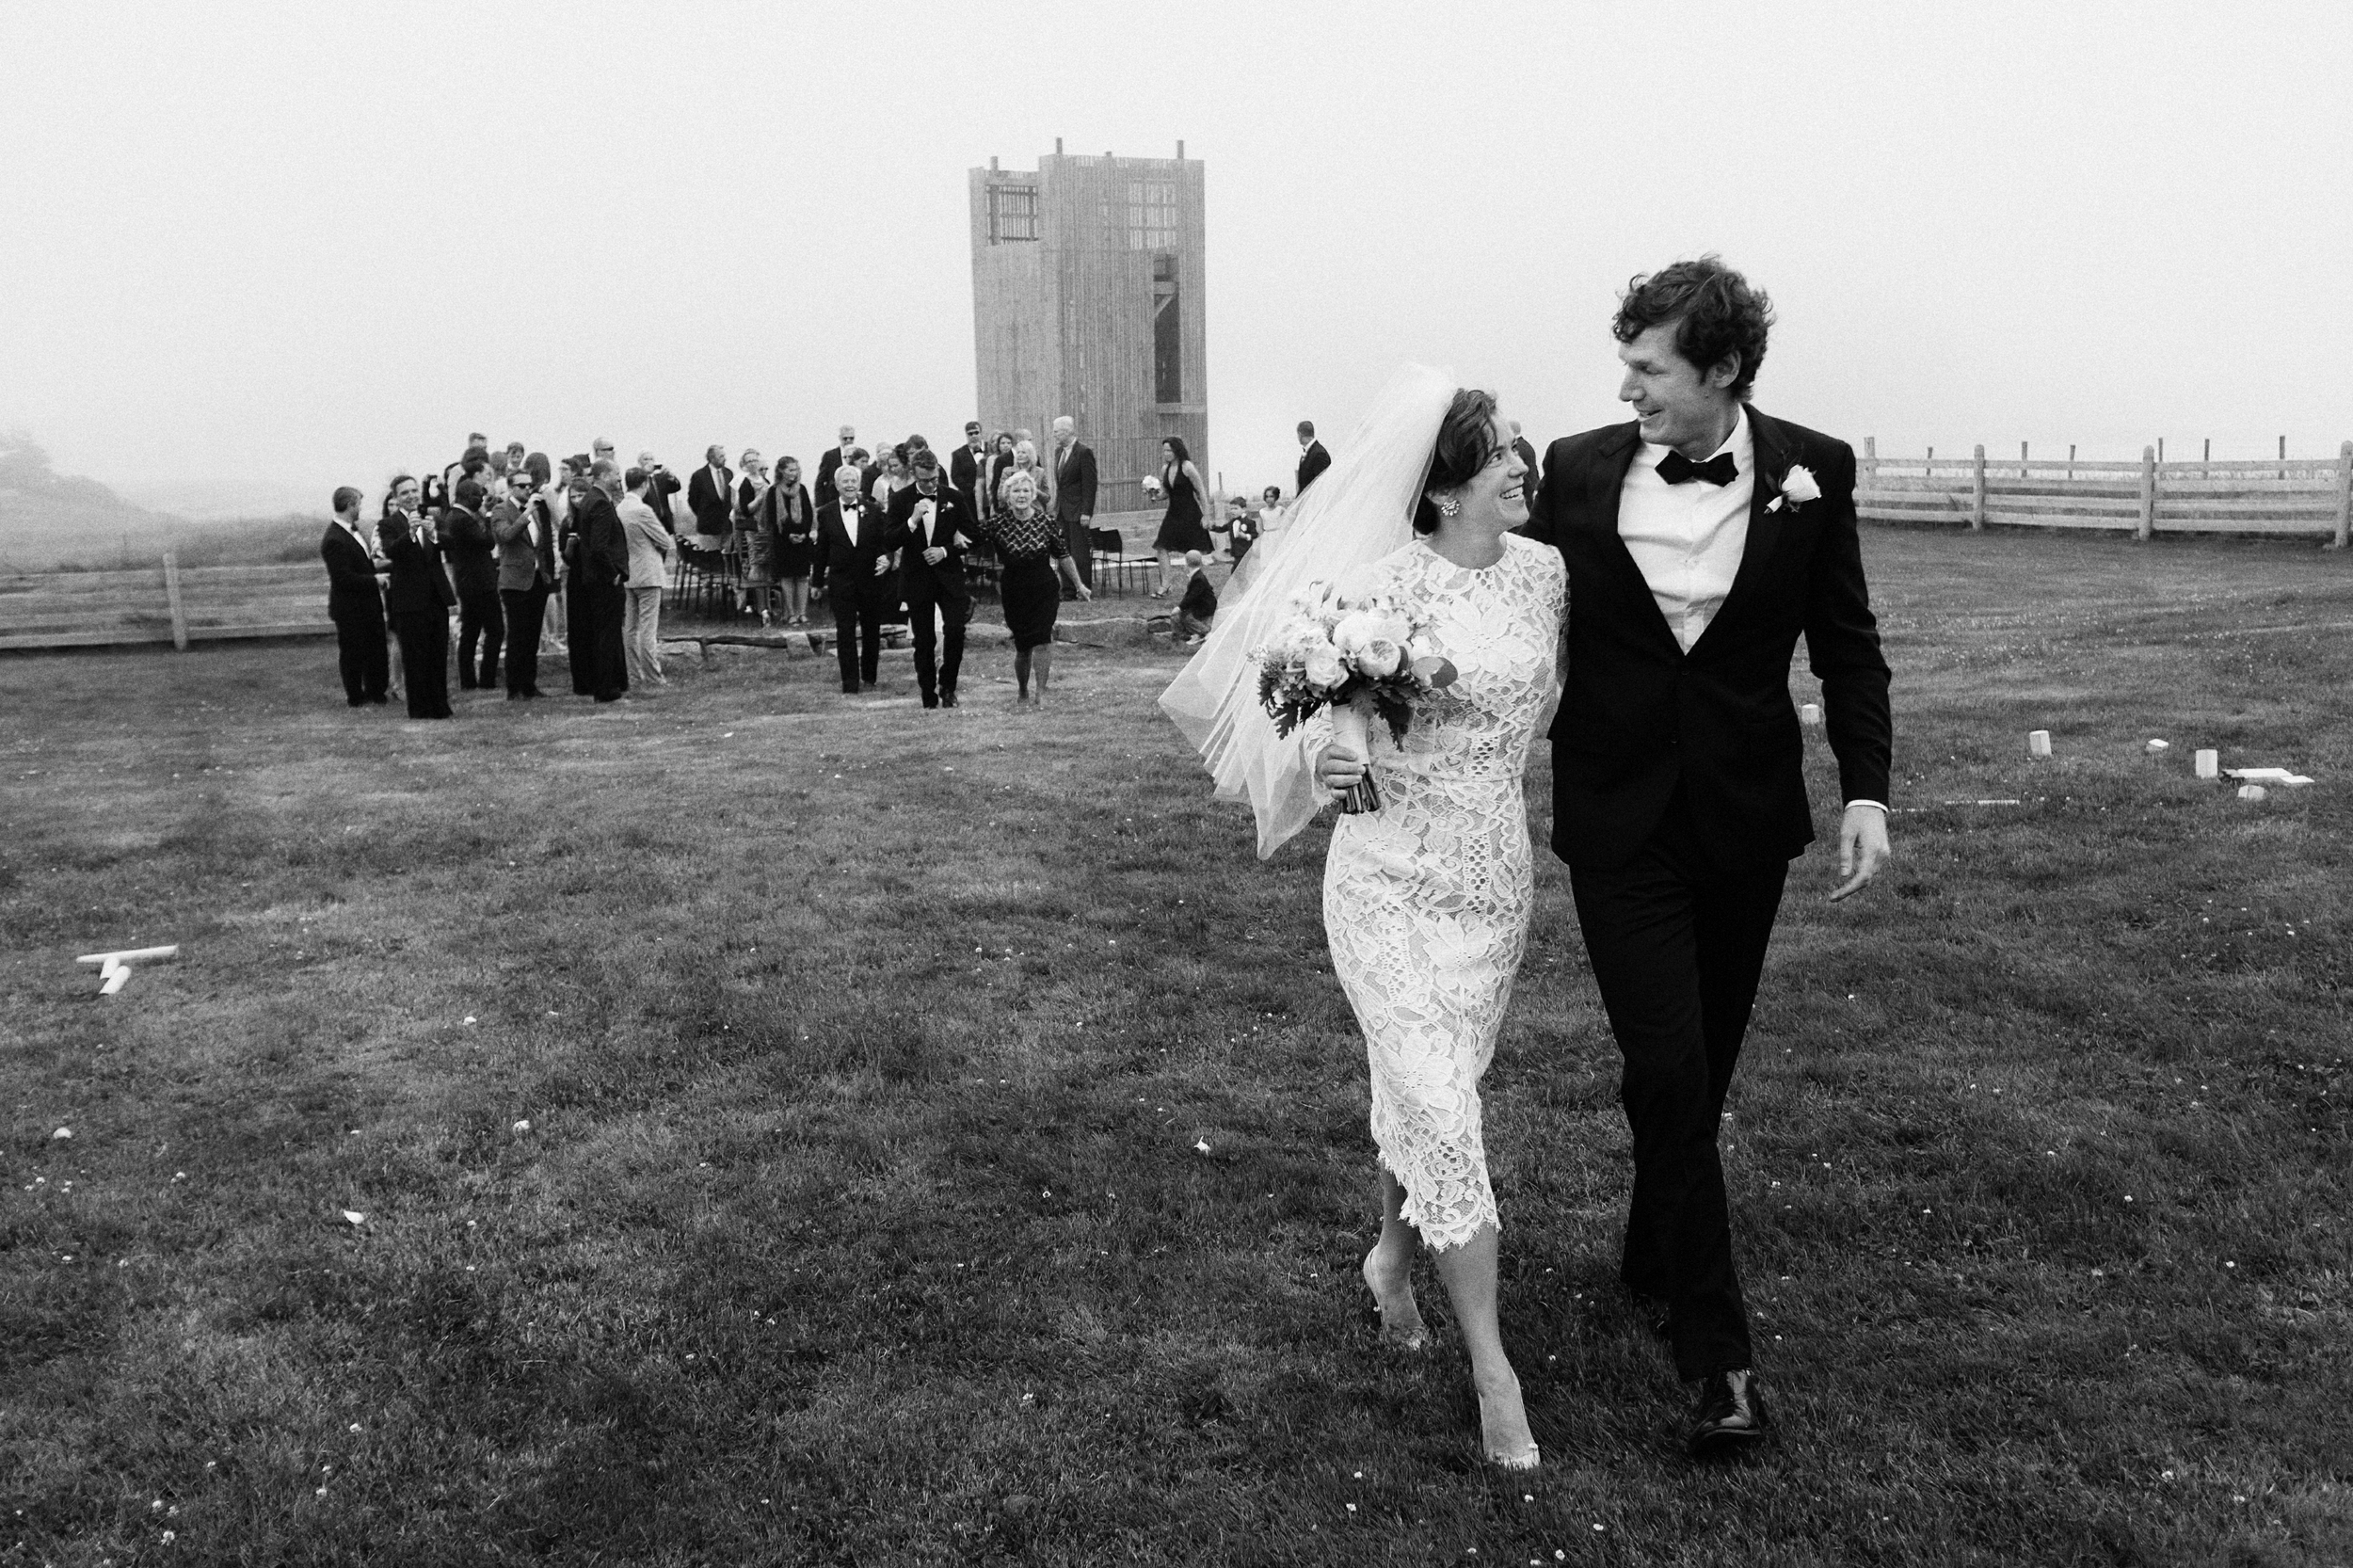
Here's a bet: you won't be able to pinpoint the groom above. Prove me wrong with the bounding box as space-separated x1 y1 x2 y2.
1523 256 1892 1456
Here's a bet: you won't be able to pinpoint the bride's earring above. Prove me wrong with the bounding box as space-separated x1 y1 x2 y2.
1433 494 1461 518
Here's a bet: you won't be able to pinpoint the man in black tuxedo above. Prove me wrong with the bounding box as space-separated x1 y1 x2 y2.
1522 256 1891 1458
889 448 972 709
575 462 632 701
441 479 503 691
320 486 389 706
686 445 733 541
1296 421 1331 494
1051 415 1099 595
814 459 902 695
379 475 456 720
813 424 858 508
949 420 987 525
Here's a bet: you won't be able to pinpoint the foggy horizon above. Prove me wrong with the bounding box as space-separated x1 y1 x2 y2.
5 0 2348 520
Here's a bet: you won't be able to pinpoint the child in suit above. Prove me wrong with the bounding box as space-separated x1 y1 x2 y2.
1174 550 1217 644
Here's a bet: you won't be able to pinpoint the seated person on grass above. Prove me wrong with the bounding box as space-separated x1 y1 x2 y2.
1175 550 1217 644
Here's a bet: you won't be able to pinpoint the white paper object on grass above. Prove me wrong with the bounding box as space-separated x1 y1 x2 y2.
340 1210 367 1226
2224 768 2313 786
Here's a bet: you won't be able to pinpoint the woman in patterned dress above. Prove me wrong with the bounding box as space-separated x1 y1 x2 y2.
971 470 1090 704
1312 389 1558 1470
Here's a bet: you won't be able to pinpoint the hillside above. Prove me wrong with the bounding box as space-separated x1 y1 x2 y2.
0 435 316 571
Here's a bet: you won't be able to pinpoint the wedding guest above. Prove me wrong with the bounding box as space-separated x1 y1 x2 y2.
868 444 907 515
814 453 899 694
591 437 618 472
504 440 527 476
1509 419 1541 490
767 456 816 626
638 449 682 533
442 479 504 691
971 471 1088 704
997 439 1052 517
528 451 568 657
1151 437 1213 597
1215 496 1260 564
1296 420 1331 493
734 448 775 620
320 485 390 706
890 447 974 709
574 460 632 701
492 467 558 699
950 420 988 522
561 456 598 694
1052 415 1098 594
379 475 456 720
1173 549 1216 643
982 431 1017 517
437 437 489 513
687 444 734 540
814 424 858 507
619 467 673 687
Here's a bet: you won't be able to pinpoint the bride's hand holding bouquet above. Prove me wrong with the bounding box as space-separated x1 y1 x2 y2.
1254 581 1455 814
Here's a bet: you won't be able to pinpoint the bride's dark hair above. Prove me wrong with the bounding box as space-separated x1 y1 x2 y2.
1413 388 1499 534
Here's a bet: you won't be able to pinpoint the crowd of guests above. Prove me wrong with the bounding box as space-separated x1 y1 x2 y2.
322 414 1343 717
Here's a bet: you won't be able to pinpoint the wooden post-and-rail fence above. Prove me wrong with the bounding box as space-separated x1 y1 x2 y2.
0 554 335 652
1858 439 2353 547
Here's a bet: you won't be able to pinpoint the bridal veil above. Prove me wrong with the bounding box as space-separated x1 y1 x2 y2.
1158 362 1456 857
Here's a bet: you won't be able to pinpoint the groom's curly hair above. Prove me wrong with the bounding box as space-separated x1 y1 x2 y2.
1614 255 1774 398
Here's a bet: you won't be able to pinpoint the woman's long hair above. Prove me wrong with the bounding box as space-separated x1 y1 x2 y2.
1161 435 1193 478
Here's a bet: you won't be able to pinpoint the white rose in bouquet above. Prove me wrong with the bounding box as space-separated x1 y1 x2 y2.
1332 611 1382 658
1303 646 1346 689
1358 638 1405 679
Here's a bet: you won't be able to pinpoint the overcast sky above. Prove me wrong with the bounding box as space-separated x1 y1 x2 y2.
4 0 2348 515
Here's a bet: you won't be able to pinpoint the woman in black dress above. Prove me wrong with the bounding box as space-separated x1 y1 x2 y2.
766 456 816 626
1151 436 1214 597
973 471 1090 704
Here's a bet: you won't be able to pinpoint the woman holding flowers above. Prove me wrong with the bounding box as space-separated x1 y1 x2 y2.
1161 369 1561 1469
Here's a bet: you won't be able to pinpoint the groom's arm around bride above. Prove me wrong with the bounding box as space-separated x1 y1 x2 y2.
1520 255 1892 1456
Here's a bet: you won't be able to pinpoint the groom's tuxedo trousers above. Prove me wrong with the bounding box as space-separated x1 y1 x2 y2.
1528 408 1891 1383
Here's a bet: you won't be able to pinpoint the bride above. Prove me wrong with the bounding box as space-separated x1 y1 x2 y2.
1161 367 1563 1469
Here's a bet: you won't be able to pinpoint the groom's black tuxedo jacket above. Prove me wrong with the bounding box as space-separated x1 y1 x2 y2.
1523 408 1891 873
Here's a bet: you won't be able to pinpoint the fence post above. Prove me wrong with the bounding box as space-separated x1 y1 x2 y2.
2332 440 2351 550
2020 440 2028 477
2137 446 2157 541
163 549 189 650
1971 444 1986 531
1863 436 1876 487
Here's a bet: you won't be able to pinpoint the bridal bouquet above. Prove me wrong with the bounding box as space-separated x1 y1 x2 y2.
1253 581 1455 813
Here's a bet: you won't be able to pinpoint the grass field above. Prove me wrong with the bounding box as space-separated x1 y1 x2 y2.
3 528 2349 1567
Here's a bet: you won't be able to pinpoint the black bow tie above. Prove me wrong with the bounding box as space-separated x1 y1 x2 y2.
1657 451 1738 487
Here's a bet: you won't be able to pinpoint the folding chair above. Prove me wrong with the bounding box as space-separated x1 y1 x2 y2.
1088 528 1136 596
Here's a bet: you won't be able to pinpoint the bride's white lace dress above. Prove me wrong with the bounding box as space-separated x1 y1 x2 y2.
1323 532 1566 1251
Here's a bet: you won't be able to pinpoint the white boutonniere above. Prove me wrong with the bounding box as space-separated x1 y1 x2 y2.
1769 463 1821 514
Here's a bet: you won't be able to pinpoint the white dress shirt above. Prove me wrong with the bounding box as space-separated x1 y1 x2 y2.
1619 406 1753 655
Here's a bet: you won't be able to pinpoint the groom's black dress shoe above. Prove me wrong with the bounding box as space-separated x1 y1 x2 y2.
1687 1369 1769 1459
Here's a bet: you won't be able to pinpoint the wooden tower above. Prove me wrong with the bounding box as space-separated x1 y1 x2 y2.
969 141 1207 514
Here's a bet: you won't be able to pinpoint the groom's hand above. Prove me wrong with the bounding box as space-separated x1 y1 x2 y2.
1828 804 1891 903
